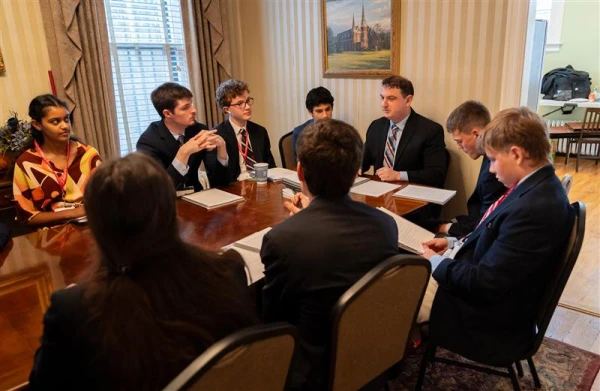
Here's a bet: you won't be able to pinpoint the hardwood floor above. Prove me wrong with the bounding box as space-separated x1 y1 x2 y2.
554 156 600 316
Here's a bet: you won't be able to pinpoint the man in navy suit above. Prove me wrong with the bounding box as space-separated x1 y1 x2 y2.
261 119 399 390
137 82 230 191
420 107 575 365
362 75 448 188
291 86 334 162
214 79 276 182
435 101 505 237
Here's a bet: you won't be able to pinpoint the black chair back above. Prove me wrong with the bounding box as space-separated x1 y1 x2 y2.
162 323 298 391
278 131 295 169
525 201 586 357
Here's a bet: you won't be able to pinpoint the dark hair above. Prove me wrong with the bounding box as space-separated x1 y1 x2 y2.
305 86 334 112
82 153 257 389
297 119 363 198
216 79 249 109
28 94 70 146
151 82 193 119
477 107 552 165
446 100 491 134
381 75 414 97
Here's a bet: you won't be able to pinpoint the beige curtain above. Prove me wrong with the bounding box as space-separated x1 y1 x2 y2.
181 0 233 128
39 0 119 159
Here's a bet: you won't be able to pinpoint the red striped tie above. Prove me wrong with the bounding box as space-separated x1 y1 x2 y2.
240 128 257 170
477 184 517 228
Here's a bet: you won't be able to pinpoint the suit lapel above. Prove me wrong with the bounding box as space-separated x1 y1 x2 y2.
158 121 180 157
223 119 239 166
393 109 417 166
247 122 262 160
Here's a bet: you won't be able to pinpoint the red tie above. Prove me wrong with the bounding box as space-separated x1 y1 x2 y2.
477 184 517 228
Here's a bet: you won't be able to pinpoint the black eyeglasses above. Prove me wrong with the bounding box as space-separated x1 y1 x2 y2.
229 97 255 109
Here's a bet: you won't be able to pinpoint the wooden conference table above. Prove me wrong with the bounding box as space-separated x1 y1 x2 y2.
0 178 426 390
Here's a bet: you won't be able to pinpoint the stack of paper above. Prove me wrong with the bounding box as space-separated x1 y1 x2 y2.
282 173 302 193
353 176 370 187
268 167 297 181
377 207 435 254
351 181 401 197
229 227 272 284
182 188 244 209
393 185 456 205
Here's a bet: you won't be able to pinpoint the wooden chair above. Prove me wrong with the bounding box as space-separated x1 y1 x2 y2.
416 201 586 391
162 323 298 391
278 131 295 169
327 255 431 391
565 108 600 171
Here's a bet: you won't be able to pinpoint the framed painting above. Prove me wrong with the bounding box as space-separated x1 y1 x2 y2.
322 0 399 78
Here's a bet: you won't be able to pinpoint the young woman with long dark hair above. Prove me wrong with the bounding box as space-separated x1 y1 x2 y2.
28 153 257 390
13 94 102 226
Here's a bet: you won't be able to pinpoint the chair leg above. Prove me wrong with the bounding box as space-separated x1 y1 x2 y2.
415 344 436 391
515 360 524 377
527 357 541 388
507 364 522 391
565 139 570 165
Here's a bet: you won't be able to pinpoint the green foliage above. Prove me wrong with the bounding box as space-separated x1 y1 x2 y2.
0 111 32 155
327 50 391 70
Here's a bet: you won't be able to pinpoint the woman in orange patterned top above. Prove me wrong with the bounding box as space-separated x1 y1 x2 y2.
13 95 102 226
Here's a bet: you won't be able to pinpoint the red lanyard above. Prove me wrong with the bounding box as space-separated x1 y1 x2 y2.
34 140 70 193
238 129 249 162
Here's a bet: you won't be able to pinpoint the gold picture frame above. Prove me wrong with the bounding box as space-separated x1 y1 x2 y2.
0 47 5 73
322 0 399 79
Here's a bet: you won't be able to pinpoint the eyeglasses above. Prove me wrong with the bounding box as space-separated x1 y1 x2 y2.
229 97 254 109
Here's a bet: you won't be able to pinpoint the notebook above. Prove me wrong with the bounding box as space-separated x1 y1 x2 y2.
268 167 297 181
229 227 272 284
351 180 401 197
377 207 435 254
283 174 370 193
182 188 244 209
393 185 456 205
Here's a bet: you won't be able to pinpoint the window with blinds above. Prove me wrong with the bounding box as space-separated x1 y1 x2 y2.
105 0 190 156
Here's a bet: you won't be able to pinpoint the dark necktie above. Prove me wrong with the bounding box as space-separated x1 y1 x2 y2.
384 124 399 168
177 134 185 147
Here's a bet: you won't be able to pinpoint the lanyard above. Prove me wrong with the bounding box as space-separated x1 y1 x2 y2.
34 140 70 194
238 129 249 162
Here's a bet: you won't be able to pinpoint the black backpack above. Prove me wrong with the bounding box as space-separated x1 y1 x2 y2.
541 65 591 100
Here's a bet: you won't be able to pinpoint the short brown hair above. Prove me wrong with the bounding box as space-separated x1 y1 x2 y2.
151 82 193 119
446 100 491 134
477 107 552 165
297 119 363 198
381 75 414 97
216 79 249 109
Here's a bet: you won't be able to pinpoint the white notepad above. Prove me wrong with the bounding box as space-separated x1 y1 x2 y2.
353 176 370 187
182 188 244 209
268 167 297 181
233 227 272 253
378 207 435 254
224 227 272 284
351 181 401 197
393 185 456 205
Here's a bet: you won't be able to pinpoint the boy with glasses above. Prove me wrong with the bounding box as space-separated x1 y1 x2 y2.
215 79 276 181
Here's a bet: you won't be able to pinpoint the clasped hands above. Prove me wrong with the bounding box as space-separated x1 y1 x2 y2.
421 238 448 260
181 130 225 155
283 192 309 216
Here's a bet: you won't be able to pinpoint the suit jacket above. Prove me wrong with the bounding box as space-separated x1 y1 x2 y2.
291 119 313 162
448 156 505 237
28 255 252 390
215 119 276 182
136 120 230 190
362 109 448 188
260 196 399 388
429 165 575 366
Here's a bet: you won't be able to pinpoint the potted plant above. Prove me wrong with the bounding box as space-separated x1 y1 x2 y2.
0 111 32 181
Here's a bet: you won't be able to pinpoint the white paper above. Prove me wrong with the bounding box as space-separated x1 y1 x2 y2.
353 177 370 187
378 207 435 254
350 181 401 197
233 227 272 253
268 167 297 181
222 245 264 285
182 188 244 209
281 188 295 200
393 185 456 205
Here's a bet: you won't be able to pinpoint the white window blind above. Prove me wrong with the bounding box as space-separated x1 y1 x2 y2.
535 0 565 52
105 0 190 156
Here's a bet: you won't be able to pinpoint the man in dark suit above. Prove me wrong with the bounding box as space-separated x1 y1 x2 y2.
435 101 505 237
362 75 448 188
261 119 399 390
291 86 334 162
214 79 276 182
421 108 575 365
137 82 230 191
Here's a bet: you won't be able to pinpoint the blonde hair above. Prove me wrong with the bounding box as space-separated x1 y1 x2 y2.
477 107 552 165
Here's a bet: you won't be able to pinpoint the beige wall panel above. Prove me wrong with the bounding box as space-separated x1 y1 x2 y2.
0 1 51 119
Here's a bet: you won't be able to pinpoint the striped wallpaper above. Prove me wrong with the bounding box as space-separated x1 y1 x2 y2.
0 0 52 119
228 0 527 217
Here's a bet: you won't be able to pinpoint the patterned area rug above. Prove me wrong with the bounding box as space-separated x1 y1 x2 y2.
389 338 600 391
